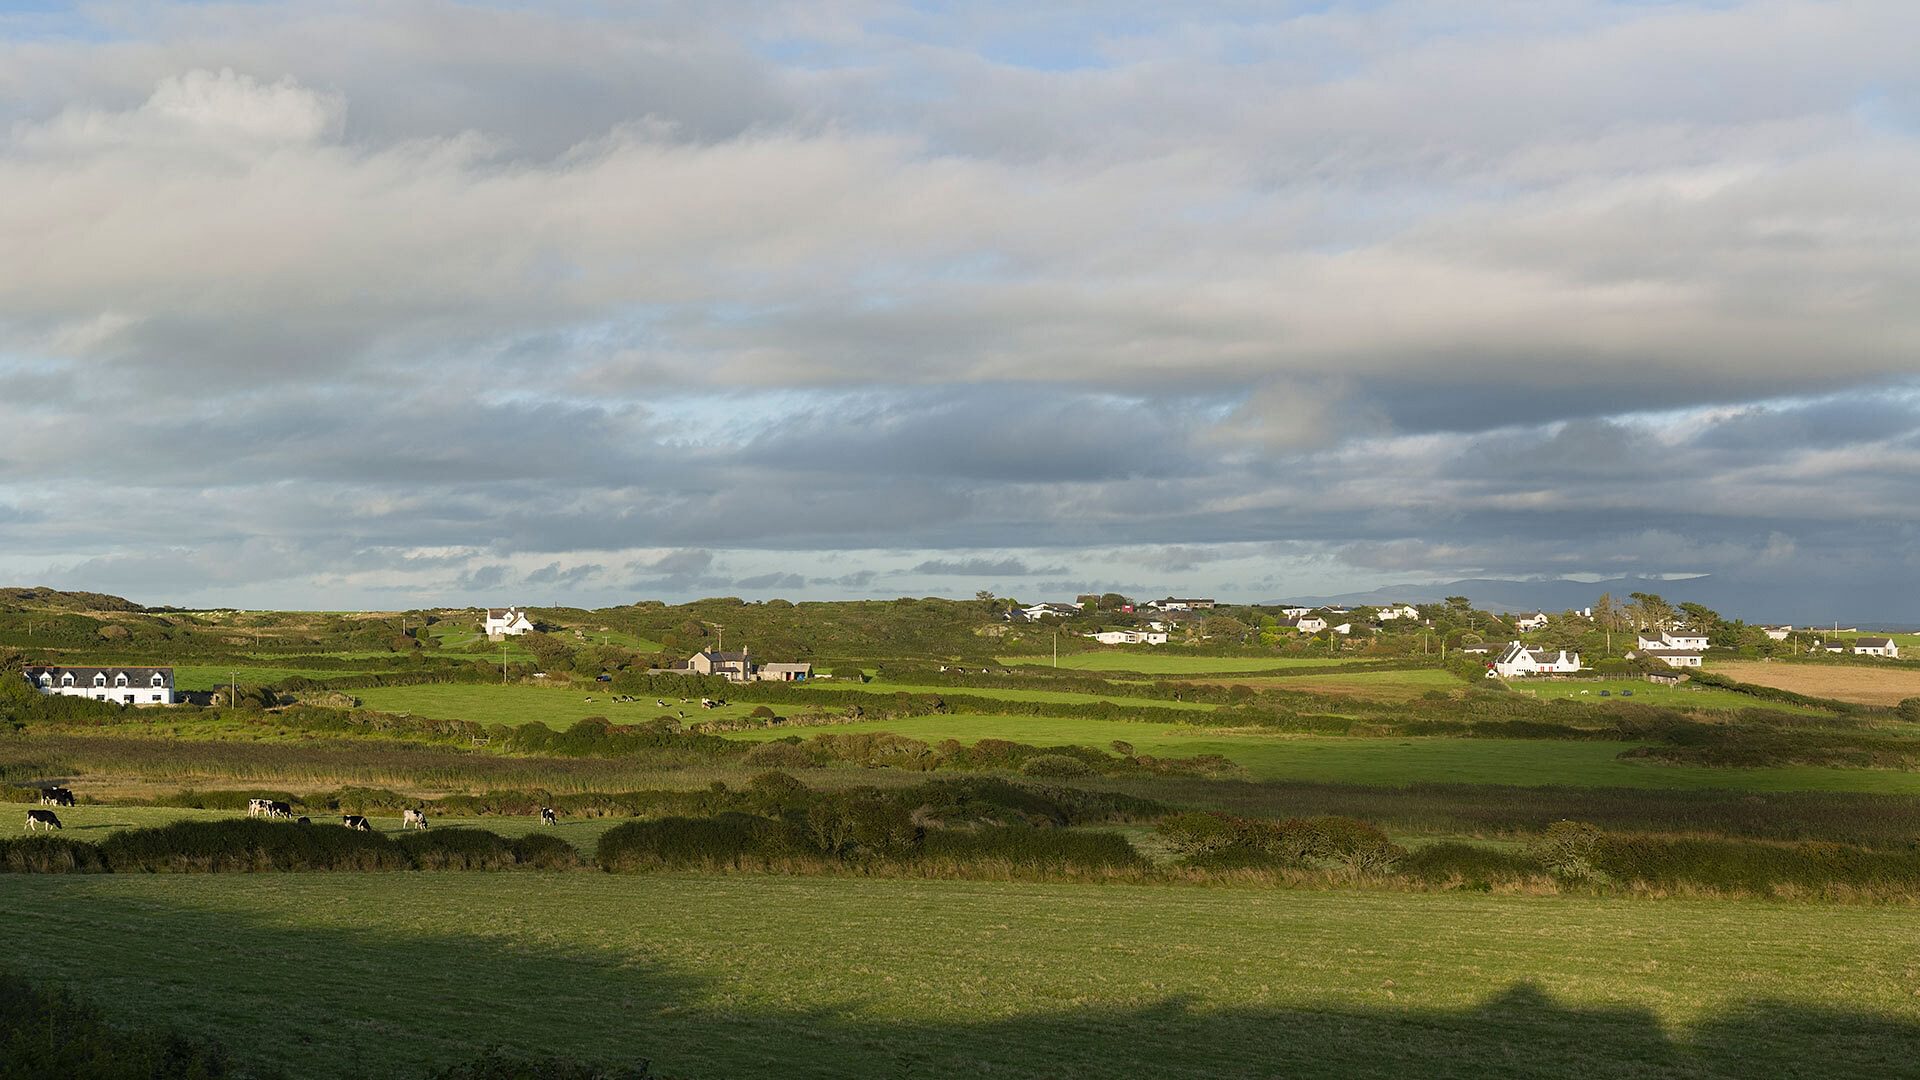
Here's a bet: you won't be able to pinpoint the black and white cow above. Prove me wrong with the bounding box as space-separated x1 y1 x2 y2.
247 798 272 819
40 787 75 807
539 806 557 826
402 808 429 830
340 815 372 832
267 801 295 820
25 809 62 832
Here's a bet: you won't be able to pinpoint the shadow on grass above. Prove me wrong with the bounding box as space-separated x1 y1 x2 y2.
1 881 1915 1080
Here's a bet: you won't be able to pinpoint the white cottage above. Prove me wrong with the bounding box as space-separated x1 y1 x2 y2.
484 607 535 638
1513 612 1550 632
1490 643 1581 678
1853 637 1900 658
1089 629 1170 645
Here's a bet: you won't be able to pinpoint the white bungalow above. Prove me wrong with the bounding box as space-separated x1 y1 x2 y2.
1278 606 1314 619
1491 643 1581 678
484 607 535 638
25 666 173 705
1513 612 1550 632
1762 625 1793 641
1294 616 1328 634
1146 597 1216 612
1853 637 1900 658
1089 629 1169 646
1376 604 1421 621
1017 603 1084 621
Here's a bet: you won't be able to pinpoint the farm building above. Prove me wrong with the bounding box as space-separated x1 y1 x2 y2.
758 662 814 682
1513 612 1549 632
484 607 534 638
1853 637 1900 658
1490 643 1581 678
681 648 813 683
1645 670 1684 686
25 665 173 705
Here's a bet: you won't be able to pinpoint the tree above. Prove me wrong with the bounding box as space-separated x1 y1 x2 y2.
1100 592 1129 611
1444 596 1472 614
974 590 996 609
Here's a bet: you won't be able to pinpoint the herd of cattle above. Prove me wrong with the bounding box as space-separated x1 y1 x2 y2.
24 790 566 833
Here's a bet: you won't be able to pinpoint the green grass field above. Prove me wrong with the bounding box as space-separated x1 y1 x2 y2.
172 664 384 690
354 683 769 727
997 652 1373 674
806 679 1219 711
721 714 1920 793
3 873 1917 1079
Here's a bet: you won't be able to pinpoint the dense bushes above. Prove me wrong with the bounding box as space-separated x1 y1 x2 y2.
0 819 577 875
0 967 242 1079
1158 812 1404 872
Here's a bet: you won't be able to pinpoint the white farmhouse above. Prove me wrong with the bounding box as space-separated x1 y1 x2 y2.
1294 616 1328 634
1089 629 1169 646
1490 643 1581 678
25 665 173 705
1513 612 1550 632
1637 630 1709 652
1278 606 1314 619
1376 604 1421 621
484 607 535 638
1762 625 1793 641
1854 637 1900 658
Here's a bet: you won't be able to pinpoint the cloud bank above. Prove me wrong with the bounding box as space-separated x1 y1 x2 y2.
0 2 1916 620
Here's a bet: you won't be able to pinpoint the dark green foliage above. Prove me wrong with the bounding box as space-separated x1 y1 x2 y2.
0 967 243 1080
597 814 771 870
920 826 1147 871
99 818 411 873
1158 812 1404 871
1397 842 1540 886
1899 697 1920 722
1526 821 1609 881
396 828 520 870
1594 835 1920 895
1019 753 1095 778
0 833 111 873
508 831 582 870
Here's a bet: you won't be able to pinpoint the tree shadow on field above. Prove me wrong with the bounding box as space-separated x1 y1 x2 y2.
2 884 1918 1080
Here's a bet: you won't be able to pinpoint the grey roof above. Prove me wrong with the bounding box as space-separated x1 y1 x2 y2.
26 665 172 681
1855 637 1895 648
698 648 750 662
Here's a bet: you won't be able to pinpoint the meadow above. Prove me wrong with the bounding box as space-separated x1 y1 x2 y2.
799 677 1221 711
1708 660 1920 707
4 873 1919 1079
355 682 772 727
1499 677 1832 714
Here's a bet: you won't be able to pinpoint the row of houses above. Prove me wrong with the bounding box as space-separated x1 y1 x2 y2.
676 647 813 684
23 665 175 705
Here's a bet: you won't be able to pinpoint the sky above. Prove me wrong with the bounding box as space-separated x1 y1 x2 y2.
0 1 1916 621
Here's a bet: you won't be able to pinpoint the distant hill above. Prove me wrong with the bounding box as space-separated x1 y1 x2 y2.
1267 576 1915 627
0 587 144 613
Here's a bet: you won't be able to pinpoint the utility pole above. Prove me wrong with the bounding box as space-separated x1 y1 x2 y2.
229 672 236 709
1052 631 1058 668
502 641 508 684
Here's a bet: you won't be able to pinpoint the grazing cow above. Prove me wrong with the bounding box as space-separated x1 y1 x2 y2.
267 801 294 820
25 809 62 832
340 815 372 832
539 806 557 826
402 808 429 830
700 698 715 709
656 699 667 707
40 787 75 807
247 798 272 818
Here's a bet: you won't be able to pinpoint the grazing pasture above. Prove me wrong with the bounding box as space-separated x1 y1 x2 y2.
1500 677 1830 714
1708 661 1920 707
1197 668 1467 702
3 874 1918 1079
803 678 1220 711
996 652 1376 675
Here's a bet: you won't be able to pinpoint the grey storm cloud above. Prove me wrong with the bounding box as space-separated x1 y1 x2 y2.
2 2 1919 617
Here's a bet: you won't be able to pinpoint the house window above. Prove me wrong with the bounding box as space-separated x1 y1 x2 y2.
61 674 74 686
38 674 50 686
115 674 129 687
151 694 163 702
151 673 165 686
93 674 107 687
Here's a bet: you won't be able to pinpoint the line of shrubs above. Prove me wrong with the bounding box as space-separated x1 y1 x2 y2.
0 966 655 1080
1151 812 1920 899
0 819 580 874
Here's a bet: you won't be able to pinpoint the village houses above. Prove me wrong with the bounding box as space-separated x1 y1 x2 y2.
1145 597 1216 612
681 647 813 684
1375 604 1421 621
